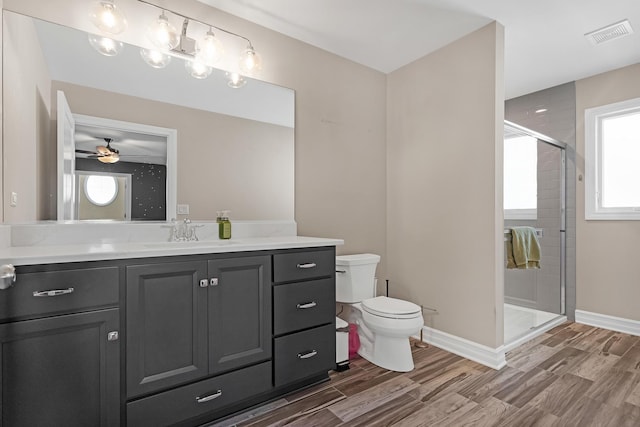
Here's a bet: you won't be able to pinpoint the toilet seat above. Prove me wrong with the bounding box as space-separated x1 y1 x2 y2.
361 296 421 319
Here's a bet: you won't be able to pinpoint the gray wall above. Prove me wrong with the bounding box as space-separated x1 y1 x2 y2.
505 82 576 320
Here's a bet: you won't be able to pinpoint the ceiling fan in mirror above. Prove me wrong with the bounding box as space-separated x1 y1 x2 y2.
75 137 120 163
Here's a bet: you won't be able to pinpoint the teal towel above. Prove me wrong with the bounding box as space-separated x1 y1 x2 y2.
506 226 541 269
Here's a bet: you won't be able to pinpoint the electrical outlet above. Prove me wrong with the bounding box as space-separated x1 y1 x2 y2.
10 192 17 207
177 204 190 215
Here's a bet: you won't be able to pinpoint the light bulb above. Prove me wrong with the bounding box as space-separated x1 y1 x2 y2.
88 34 123 56
196 29 224 65
238 45 262 75
140 48 171 69
89 0 128 35
147 11 180 50
226 72 247 88
185 59 212 79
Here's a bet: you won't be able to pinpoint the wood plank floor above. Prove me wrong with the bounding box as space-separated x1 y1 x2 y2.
213 323 640 426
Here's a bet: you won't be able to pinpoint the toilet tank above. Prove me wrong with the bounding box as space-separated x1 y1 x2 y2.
335 254 381 303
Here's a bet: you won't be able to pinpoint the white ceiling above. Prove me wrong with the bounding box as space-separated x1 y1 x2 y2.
197 0 640 99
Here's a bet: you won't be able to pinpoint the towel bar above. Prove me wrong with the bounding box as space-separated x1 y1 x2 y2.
503 228 543 241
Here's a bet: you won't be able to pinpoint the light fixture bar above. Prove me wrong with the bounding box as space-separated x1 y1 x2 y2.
137 0 255 49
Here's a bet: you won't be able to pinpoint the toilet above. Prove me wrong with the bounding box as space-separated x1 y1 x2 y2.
336 254 424 372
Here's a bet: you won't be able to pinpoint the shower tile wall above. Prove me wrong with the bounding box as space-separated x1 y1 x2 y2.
505 82 577 320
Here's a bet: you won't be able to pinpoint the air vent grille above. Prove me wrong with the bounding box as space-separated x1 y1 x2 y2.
585 19 634 45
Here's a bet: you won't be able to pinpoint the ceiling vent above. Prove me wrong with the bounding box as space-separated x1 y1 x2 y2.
585 19 634 45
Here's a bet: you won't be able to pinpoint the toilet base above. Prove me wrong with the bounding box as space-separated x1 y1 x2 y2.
357 334 415 372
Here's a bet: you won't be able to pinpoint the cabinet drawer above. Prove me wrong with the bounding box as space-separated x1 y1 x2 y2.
273 249 335 283
274 324 335 387
127 362 272 427
0 266 119 321
274 278 335 336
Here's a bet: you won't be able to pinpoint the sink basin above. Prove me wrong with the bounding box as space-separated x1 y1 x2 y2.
144 240 240 249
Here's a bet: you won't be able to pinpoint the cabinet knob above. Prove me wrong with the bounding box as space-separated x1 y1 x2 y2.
199 279 209 288
0 264 16 290
107 331 119 341
210 278 219 286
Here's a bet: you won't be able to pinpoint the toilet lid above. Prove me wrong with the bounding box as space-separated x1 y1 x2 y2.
361 296 422 319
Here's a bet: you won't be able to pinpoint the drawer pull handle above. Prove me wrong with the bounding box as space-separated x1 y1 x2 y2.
196 390 222 403
297 350 318 359
296 302 317 309
33 288 74 297
296 263 317 269
336 270 346 274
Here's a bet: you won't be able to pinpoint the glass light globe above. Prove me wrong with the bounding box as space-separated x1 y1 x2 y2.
238 45 262 75
140 48 171 69
196 29 224 65
226 72 247 89
185 59 212 79
89 0 128 35
147 11 180 50
98 152 120 163
88 34 124 56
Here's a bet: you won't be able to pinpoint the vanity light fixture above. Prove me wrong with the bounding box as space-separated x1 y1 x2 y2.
227 72 247 89
89 0 263 83
140 48 171 68
185 59 212 79
88 34 124 56
89 0 128 35
238 44 262 76
136 0 262 78
147 10 180 50
197 28 224 65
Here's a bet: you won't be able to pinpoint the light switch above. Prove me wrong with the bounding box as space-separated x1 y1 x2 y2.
177 204 190 214
10 192 17 207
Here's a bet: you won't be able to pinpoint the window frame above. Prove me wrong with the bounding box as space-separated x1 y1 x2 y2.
585 97 640 220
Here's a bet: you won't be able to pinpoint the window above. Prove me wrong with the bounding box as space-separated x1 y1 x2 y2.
84 175 118 206
585 97 640 220
504 135 537 220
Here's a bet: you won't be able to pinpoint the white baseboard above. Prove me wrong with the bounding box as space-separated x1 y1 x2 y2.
414 326 506 370
576 310 640 336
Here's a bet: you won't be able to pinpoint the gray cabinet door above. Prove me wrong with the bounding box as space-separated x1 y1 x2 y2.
208 256 272 374
0 308 120 426
126 260 208 398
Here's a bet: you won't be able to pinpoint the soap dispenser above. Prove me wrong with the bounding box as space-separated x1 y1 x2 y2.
218 210 231 239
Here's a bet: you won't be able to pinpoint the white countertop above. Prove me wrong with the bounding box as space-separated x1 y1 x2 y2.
0 221 343 266
0 236 343 266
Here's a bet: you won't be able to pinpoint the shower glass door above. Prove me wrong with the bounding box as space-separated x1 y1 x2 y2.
503 121 566 344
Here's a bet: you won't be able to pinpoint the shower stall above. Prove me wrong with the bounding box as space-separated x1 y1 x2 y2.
503 121 567 346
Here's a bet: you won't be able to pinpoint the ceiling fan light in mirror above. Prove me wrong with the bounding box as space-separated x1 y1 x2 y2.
98 152 120 164
197 29 224 65
226 72 247 89
140 48 171 69
89 0 128 35
238 45 262 76
147 11 180 51
88 34 124 57
186 59 212 79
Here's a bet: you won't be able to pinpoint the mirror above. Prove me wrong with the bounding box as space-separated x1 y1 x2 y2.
3 11 295 223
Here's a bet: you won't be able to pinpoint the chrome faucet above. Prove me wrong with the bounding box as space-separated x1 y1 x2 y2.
169 218 202 242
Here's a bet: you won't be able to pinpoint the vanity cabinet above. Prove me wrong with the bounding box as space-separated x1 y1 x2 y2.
0 264 120 427
126 254 272 425
272 248 336 387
